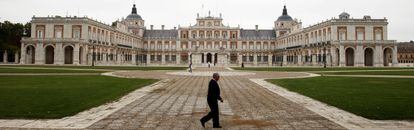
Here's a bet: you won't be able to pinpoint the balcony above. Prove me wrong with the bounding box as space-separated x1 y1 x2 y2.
21 38 88 43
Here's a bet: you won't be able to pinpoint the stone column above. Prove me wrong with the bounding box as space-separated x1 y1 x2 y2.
102 53 107 65
176 53 181 65
212 53 215 65
14 52 19 64
20 44 26 64
73 44 80 65
374 44 383 67
237 53 242 65
132 53 136 65
339 45 346 67
298 55 302 66
35 43 44 64
268 53 272 66
392 45 398 66
253 53 258 66
312 54 317 66
82 45 89 65
146 53 150 65
355 45 364 67
161 54 165 64
117 53 122 65
330 47 337 66
3 50 8 63
54 43 63 65
282 54 287 66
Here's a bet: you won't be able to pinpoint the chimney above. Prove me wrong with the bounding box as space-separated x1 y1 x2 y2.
255 25 258 31
150 25 153 30
161 25 165 30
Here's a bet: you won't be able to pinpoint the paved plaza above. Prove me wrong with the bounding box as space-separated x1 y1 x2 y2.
89 67 345 129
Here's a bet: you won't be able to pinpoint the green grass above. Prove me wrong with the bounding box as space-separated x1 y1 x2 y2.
0 67 106 73
267 77 414 120
319 71 414 76
233 67 413 72
0 75 158 119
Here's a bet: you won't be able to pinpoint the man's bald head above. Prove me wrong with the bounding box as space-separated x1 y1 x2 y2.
213 73 220 81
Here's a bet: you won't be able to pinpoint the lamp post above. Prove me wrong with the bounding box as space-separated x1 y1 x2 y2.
92 44 95 67
323 44 327 68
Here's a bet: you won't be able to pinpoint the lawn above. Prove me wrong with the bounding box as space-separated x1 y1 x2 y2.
267 76 414 120
233 67 413 72
1 65 187 71
0 75 158 119
0 67 106 73
319 70 414 76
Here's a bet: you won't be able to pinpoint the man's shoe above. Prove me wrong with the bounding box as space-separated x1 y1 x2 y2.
200 119 205 128
213 126 222 128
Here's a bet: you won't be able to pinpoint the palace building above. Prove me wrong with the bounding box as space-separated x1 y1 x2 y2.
19 4 398 67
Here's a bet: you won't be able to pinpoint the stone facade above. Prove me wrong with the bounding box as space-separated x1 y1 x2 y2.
20 5 398 67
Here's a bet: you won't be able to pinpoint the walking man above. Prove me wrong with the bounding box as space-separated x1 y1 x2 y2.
189 62 193 73
200 73 223 128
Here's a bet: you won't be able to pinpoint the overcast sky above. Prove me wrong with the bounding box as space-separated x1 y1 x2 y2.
0 0 412 41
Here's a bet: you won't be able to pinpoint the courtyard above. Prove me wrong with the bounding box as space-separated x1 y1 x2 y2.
0 65 413 129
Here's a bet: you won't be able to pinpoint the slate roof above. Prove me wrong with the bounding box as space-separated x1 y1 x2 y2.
398 42 414 53
240 30 276 39
143 30 178 39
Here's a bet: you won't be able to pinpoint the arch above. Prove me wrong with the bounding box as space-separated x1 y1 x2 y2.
45 45 54 64
25 45 36 64
336 48 340 66
364 48 374 66
345 47 354 66
383 47 393 66
201 53 205 63
64 46 74 64
79 47 83 64
206 53 212 63
214 53 218 64
7 50 15 62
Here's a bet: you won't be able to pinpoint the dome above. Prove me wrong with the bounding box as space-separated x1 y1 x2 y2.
277 15 293 21
277 5 293 21
126 14 142 20
126 4 143 20
339 12 350 19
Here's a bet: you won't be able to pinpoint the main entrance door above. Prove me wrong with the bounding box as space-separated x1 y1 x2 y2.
206 53 212 63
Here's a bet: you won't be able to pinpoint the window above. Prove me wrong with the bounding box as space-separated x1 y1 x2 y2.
164 44 169 49
356 28 364 40
37 30 43 38
249 56 254 62
158 44 162 49
374 28 383 40
339 32 346 40
338 27 347 40
171 55 176 61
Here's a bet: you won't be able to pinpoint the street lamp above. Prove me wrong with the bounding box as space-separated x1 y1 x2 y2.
92 44 95 67
323 45 327 68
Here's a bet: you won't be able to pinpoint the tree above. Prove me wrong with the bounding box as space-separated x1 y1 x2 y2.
0 21 31 53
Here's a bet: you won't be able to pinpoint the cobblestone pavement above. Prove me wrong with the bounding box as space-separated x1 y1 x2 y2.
89 67 345 129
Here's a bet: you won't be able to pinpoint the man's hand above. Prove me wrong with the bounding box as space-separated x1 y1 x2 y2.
220 99 223 102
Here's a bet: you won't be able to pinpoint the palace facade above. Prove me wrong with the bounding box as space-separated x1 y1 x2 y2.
20 4 398 67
